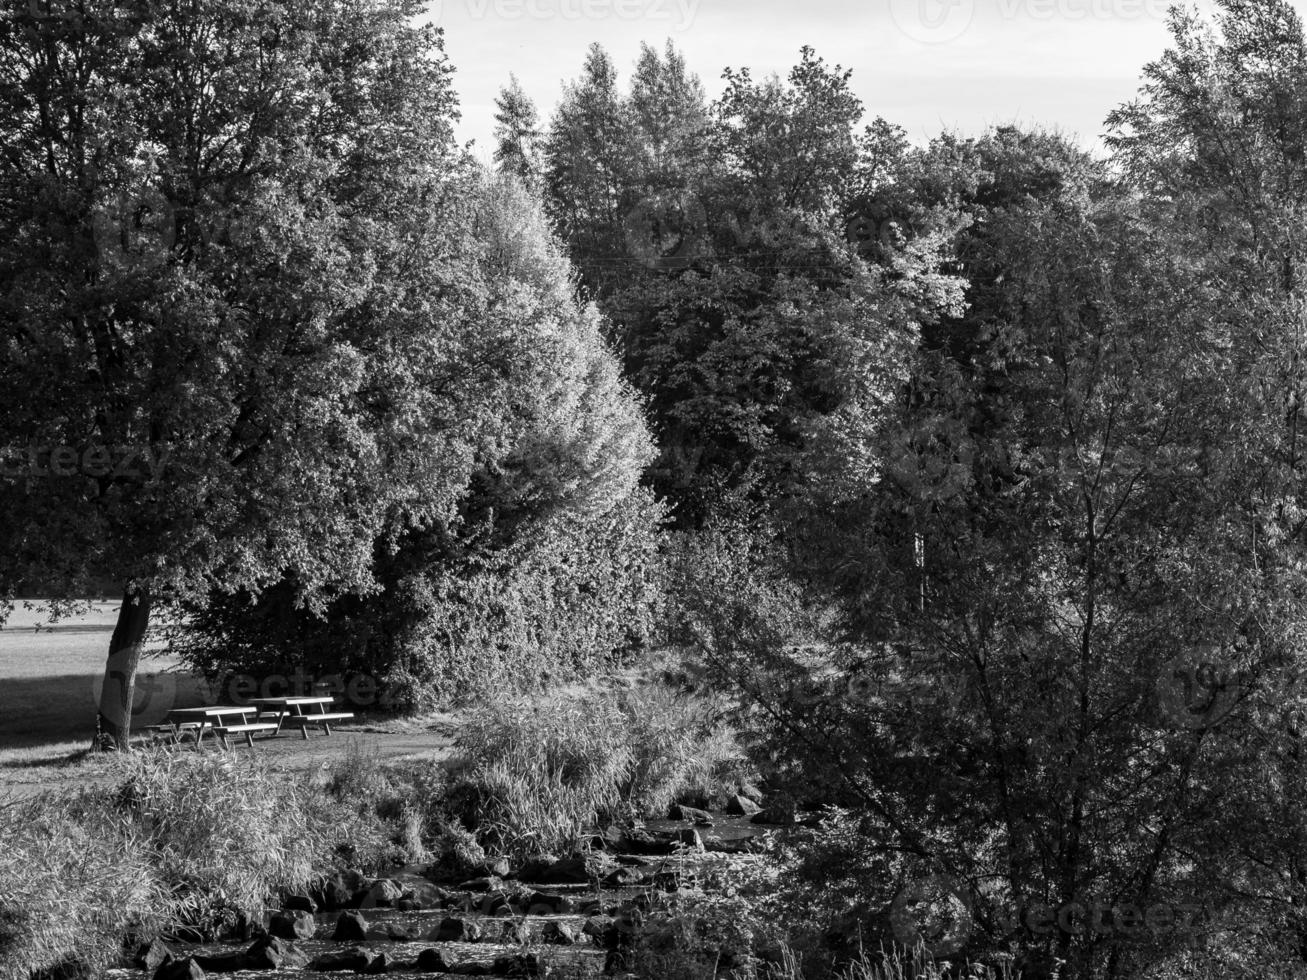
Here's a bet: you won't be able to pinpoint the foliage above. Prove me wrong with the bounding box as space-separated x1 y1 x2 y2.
175 170 660 705
0 748 395 979
449 680 754 859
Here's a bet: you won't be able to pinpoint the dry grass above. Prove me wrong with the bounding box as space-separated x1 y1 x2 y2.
449 679 756 859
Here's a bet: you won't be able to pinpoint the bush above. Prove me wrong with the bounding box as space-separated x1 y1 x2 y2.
0 792 161 980
449 681 755 859
0 748 398 980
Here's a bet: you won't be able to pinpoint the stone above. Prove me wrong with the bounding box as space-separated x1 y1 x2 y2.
283 893 318 913
316 870 367 910
674 828 704 851
519 890 573 915
480 857 511 878
269 910 316 941
191 951 248 973
154 957 205 980
307 948 375 972
362 878 404 907
668 804 714 825
724 794 762 816
541 920 581 945
750 806 796 826
582 915 616 941
415 948 455 972
245 936 308 971
513 854 558 882
332 910 369 942
455 875 503 892
432 916 482 942
135 940 176 972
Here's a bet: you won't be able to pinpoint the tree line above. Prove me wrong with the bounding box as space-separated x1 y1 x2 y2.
4 0 1307 974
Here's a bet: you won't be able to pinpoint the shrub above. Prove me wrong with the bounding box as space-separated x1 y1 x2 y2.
449 681 755 859
0 792 161 980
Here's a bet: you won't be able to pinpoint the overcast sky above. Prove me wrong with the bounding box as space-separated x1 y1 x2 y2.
426 0 1307 163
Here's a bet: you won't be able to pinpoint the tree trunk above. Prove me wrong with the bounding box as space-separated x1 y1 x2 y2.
95 586 152 751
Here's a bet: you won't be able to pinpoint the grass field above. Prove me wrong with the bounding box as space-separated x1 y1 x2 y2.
0 600 207 753
0 601 458 799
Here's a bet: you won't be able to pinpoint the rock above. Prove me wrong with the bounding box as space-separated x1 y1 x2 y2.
399 882 450 910
362 953 388 975
283 893 318 913
316 870 367 910
519 890 573 915
512 854 558 883
706 836 763 855
371 921 425 942
307 948 375 972
332 911 369 942
154 957 205 980
135 940 176 972
415 948 455 972
362 878 404 908
245 936 308 971
480 857 511 878
269 910 316 941
668 804 714 825
456 875 503 892
582 915 616 942
432 916 482 942
750 805 796 826
539 854 610 884
542 920 581 945
724 794 762 816
738 782 764 803
601 867 644 887
191 951 249 973
674 828 704 851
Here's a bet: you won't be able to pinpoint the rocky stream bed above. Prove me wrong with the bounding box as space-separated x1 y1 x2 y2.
115 805 806 980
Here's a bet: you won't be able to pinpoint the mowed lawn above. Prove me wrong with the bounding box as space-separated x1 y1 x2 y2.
0 601 208 752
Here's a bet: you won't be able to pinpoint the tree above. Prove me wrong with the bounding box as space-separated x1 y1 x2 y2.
542 42 633 293
0 0 472 748
1106 2 1307 970
606 49 960 522
491 74 541 187
176 172 659 705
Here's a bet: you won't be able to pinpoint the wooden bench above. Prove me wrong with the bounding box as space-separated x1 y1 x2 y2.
212 722 280 749
283 712 354 738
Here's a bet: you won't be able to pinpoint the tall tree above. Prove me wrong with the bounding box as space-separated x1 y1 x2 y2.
491 74 541 187
0 0 472 748
542 42 634 295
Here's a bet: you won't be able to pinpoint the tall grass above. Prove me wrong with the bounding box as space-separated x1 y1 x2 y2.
0 748 394 980
451 682 755 859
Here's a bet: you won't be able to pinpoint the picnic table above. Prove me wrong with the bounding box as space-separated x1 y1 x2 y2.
153 705 277 749
248 695 354 738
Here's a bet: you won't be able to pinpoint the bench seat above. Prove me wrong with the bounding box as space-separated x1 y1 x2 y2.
284 712 354 737
213 722 280 748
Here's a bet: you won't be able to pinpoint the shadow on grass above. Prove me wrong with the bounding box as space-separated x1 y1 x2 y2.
0 672 207 752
